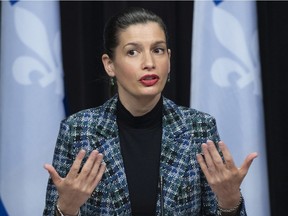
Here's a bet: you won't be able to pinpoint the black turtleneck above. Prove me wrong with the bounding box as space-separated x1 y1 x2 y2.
116 97 163 216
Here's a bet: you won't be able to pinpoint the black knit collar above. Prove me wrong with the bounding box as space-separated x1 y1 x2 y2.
116 97 163 129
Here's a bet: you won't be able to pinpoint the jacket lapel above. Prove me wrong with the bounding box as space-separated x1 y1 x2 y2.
156 98 194 214
95 96 132 214
96 96 194 215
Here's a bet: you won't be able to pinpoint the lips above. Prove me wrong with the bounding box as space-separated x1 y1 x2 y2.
139 74 159 86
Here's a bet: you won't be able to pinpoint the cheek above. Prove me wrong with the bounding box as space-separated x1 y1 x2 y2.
115 65 138 81
161 60 170 73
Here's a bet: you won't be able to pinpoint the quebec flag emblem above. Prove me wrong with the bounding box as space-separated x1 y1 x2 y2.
0 1 65 215
191 1 270 215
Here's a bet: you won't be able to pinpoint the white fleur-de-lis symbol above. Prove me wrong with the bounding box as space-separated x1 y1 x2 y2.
211 6 262 96
12 6 63 95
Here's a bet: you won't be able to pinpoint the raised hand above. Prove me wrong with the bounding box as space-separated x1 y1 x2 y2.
44 149 106 215
196 140 258 209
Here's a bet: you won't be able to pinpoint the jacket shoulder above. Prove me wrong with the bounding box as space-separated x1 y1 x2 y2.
163 97 216 123
63 96 117 125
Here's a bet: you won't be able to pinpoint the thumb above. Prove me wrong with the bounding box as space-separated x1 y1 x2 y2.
44 163 62 186
239 152 258 177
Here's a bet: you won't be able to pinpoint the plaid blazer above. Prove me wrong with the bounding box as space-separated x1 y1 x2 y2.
43 95 246 216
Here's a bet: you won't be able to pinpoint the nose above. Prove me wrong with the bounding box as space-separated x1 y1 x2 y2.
142 51 155 70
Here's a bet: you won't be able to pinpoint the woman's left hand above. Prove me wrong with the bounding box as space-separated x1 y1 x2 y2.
196 140 258 209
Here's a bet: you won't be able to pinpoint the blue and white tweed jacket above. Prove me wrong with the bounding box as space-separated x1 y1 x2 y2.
43 95 246 216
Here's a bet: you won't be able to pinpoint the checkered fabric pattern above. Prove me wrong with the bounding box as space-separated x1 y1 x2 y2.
43 95 247 215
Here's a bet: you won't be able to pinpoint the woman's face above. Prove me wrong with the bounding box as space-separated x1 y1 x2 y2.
105 22 171 103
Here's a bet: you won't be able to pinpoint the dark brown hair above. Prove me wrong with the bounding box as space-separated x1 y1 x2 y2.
103 7 169 59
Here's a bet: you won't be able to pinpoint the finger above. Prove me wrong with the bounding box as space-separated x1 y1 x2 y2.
89 153 104 178
218 141 236 169
196 153 212 179
66 149 86 179
239 152 258 177
206 140 225 169
91 161 106 189
78 150 99 179
201 143 215 171
85 153 104 184
44 164 62 186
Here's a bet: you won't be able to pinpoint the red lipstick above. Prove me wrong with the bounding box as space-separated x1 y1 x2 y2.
139 74 159 86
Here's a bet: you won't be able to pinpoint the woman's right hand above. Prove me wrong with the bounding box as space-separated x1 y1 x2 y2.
44 149 106 215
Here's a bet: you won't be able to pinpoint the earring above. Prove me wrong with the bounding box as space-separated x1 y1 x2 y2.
167 73 171 82
110 77 115 86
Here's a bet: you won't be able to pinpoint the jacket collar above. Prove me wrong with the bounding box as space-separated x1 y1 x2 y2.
96 94 190 139
97 95 193 214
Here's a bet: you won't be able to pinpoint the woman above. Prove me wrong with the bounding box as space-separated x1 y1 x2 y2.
43 7 257 216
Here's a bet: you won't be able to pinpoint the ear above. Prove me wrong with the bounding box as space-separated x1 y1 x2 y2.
168 49 171 72
102 54 115 77
168 49 171 59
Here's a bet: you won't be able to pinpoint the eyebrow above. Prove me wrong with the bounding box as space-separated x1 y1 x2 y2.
123 41 167 49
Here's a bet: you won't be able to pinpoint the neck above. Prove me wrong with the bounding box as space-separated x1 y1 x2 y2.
118 94 162 117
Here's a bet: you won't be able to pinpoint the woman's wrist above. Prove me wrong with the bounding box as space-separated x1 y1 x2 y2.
218 193 243 215
217 189 241 209
55 201 81 216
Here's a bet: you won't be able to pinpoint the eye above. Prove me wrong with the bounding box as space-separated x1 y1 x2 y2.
153 48 165 54
127 50 138 56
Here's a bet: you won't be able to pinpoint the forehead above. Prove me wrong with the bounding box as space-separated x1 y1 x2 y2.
118 22 166 44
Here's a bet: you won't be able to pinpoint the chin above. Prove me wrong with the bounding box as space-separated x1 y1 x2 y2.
140 91 162 98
